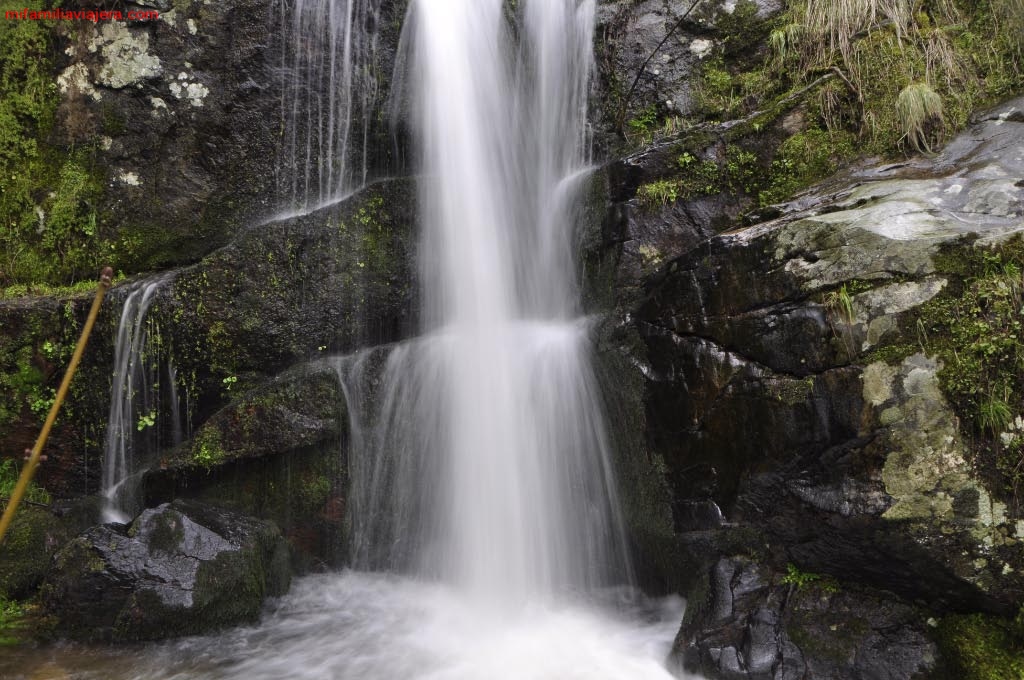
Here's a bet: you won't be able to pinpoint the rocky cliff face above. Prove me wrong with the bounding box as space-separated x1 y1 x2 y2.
593 86 1024 680
1 0 1022 674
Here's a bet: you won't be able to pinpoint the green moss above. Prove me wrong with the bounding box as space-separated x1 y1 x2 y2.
0 2 109 287
192 427 225 469
768 377 815 406
140 510 186 554
0 596 26 646
869 238 1024 501
759 128 856 206
936 613 1024 680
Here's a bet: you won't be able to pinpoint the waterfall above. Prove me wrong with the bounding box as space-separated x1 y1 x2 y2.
275 0 383 212
26 3 692 676
339 0 631 603
101 274 181 523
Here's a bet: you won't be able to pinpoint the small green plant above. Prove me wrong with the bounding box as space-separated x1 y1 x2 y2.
192 428 225 469
978 390 1013 435
0 458 50 505
781 563 839 592
627 104 659 142
636 179 681 209
824 284 855 323
136 409 157 432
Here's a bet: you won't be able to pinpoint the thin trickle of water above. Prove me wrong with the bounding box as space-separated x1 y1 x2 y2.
275 0 383 212
101 274 181 523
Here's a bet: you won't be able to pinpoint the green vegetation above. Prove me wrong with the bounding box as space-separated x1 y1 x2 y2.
0 0 108 288
896 82 945 152
626 104 659 144
936 612 1024 680
823 283 855 324
636 179 680 209
760 0 1023 154
0 596 26 645
780 562 839 592
0 458 51 505
629 0 1023 211
870 239 1024 503
192 427 225 469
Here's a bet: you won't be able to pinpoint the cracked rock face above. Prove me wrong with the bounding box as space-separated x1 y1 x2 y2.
41 500 291 642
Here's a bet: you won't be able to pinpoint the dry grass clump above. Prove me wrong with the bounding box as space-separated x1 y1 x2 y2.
896 81 944 152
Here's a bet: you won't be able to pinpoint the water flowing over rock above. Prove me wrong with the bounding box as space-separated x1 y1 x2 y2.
102 274 181 523
359 0 632 602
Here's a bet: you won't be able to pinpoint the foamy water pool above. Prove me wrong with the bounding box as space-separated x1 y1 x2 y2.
2 571 697 680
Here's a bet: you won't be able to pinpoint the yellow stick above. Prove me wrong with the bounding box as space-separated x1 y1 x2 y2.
0 267 113 545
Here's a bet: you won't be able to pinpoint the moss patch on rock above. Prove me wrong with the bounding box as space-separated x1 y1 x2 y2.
869 237 1024 507
936 612 1024 680
0 1 110 287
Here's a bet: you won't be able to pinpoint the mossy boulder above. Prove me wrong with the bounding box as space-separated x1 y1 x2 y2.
0 506 69 600
41 499 290 642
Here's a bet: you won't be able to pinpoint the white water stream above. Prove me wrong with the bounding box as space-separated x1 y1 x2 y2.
101 274 181 523
276 0 383 211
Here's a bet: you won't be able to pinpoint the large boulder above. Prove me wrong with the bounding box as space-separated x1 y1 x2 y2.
41 500 290 642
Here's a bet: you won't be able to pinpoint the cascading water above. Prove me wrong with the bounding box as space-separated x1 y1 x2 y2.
275 0 383 212
101 274 182 523
336 0 631 602
5 3 700 677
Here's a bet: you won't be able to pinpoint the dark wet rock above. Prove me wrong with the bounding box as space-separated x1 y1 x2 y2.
673 557 938 680
0 293 121 500
142 364 348 571
41 500 290 642
164 178 416 423
165 364 344 470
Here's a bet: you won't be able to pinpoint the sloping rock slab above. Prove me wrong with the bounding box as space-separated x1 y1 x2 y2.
41 500 290 642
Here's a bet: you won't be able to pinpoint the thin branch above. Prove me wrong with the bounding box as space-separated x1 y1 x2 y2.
617 0 705 135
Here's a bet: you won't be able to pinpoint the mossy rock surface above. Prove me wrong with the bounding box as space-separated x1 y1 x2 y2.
0 506 69 601
41 499 290 642
163 179 417 426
